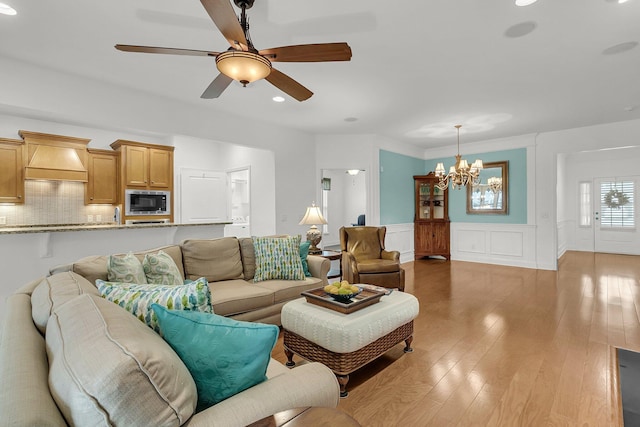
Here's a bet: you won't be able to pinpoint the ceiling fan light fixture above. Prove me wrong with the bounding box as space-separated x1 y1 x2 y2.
0 2 16 15
216 51 271 86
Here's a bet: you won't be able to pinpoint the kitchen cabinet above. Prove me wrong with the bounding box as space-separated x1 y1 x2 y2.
0 138 24 204
414 173 450 260
86 149 119 205
110 139 174 223
110 140 174 190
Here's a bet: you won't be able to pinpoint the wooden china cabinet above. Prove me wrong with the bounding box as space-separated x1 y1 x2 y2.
413 173 450 260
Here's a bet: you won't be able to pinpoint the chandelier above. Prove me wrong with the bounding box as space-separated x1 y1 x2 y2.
487 176 503 193
434 125 484 191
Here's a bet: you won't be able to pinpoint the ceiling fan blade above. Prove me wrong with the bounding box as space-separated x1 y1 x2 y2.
115 44 219 57
265 68 313 102
200 0 248 50
201 73 234 99
259 42 352 63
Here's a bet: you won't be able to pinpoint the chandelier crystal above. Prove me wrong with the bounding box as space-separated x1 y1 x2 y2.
434 125 484 191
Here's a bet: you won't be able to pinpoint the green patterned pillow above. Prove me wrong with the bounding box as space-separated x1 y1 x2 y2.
107 252 147 284
143 250 183 286
96 278 212 332
253 235 305 282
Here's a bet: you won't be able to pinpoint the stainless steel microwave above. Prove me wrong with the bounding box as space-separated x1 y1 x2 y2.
125 189 170 216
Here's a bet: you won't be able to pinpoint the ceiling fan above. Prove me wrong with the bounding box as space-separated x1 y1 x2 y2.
116 0 352 101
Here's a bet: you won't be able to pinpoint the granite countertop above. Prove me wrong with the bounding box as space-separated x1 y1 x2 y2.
0 221 232 235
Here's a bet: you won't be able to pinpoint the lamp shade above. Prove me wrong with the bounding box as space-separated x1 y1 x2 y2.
216 51 272 85
299 204 327 225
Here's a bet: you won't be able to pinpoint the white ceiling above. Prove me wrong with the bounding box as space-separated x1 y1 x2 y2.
1 0 639 148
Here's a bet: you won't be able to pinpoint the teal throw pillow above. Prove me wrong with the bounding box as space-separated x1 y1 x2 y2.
253 235 305 282
143 250 183 286
96 278 212 331
151 304 279 412
299 240 312 277
107 252 147 284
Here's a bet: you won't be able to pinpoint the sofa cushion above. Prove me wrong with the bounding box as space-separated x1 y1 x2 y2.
182 237 244 282
96 278 212 332
253 235 305 282
143 250 183 285
252 277 322 304
153 304 278 411
46 294 197 426
71 254 110 285
134 245 185 280
71 245 184 285
107 252 147 284
209 279 274 316
31 272 100 335
239 237 256 280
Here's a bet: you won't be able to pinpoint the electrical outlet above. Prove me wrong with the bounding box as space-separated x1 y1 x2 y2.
0 216 6 225
96 215 102 222
87 215 93 222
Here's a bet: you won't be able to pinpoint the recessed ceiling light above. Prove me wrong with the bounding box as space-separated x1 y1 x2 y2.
0 2 16 15
515 0 538 6
272 96 285 103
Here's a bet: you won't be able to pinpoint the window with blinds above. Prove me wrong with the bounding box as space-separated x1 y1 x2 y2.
322 189 329 234
600 181 634 229
579 182 592 227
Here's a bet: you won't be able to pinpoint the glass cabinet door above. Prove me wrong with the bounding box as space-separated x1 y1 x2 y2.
432 185 445 219
418 182 431 219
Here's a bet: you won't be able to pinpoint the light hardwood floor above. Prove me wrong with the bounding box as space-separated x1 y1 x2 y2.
272 251 639 426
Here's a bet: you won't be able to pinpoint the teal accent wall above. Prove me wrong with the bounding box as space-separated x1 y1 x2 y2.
379 150 425 224
424 148 527 223
379 147 527 225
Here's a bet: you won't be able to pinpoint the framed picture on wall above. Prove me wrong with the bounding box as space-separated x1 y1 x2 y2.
466 161 508 215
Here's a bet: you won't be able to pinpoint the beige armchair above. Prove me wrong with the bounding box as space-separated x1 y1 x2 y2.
339 226 405 291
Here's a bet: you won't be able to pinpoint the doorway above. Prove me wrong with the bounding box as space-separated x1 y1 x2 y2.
593 177 637 254
320 169 367 248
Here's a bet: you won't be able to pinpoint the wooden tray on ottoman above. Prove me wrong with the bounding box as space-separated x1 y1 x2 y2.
301 286 385 314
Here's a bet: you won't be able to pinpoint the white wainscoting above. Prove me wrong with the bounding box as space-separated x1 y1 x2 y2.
384 223 414 264
557 219 571 259
451 223 537 269
385 222 538 269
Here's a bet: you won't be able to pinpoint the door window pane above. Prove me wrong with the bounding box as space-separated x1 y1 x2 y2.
600 181 634 229
579 182 591 227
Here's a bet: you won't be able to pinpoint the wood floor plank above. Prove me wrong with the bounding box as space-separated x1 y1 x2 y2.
270 251 630 426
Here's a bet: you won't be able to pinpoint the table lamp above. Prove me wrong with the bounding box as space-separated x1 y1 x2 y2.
298 202 327 254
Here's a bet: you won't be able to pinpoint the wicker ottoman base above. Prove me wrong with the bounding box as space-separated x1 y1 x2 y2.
283 320 414 397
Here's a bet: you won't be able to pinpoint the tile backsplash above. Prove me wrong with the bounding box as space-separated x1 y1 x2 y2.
0 181 117 225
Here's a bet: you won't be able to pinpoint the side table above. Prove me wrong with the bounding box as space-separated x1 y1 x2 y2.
318 250 342 280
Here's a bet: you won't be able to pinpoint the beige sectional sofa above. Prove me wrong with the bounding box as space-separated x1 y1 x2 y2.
53 236 330 325
0 236 340 426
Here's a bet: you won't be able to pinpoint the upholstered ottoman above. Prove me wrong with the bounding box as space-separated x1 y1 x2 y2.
281 291 419 397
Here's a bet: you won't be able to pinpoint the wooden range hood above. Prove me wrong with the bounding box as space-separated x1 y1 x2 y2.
20 130 90 182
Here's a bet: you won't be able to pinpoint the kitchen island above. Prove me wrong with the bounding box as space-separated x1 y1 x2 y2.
0 221 230 330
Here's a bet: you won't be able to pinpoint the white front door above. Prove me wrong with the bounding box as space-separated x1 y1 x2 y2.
594 177 638 254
